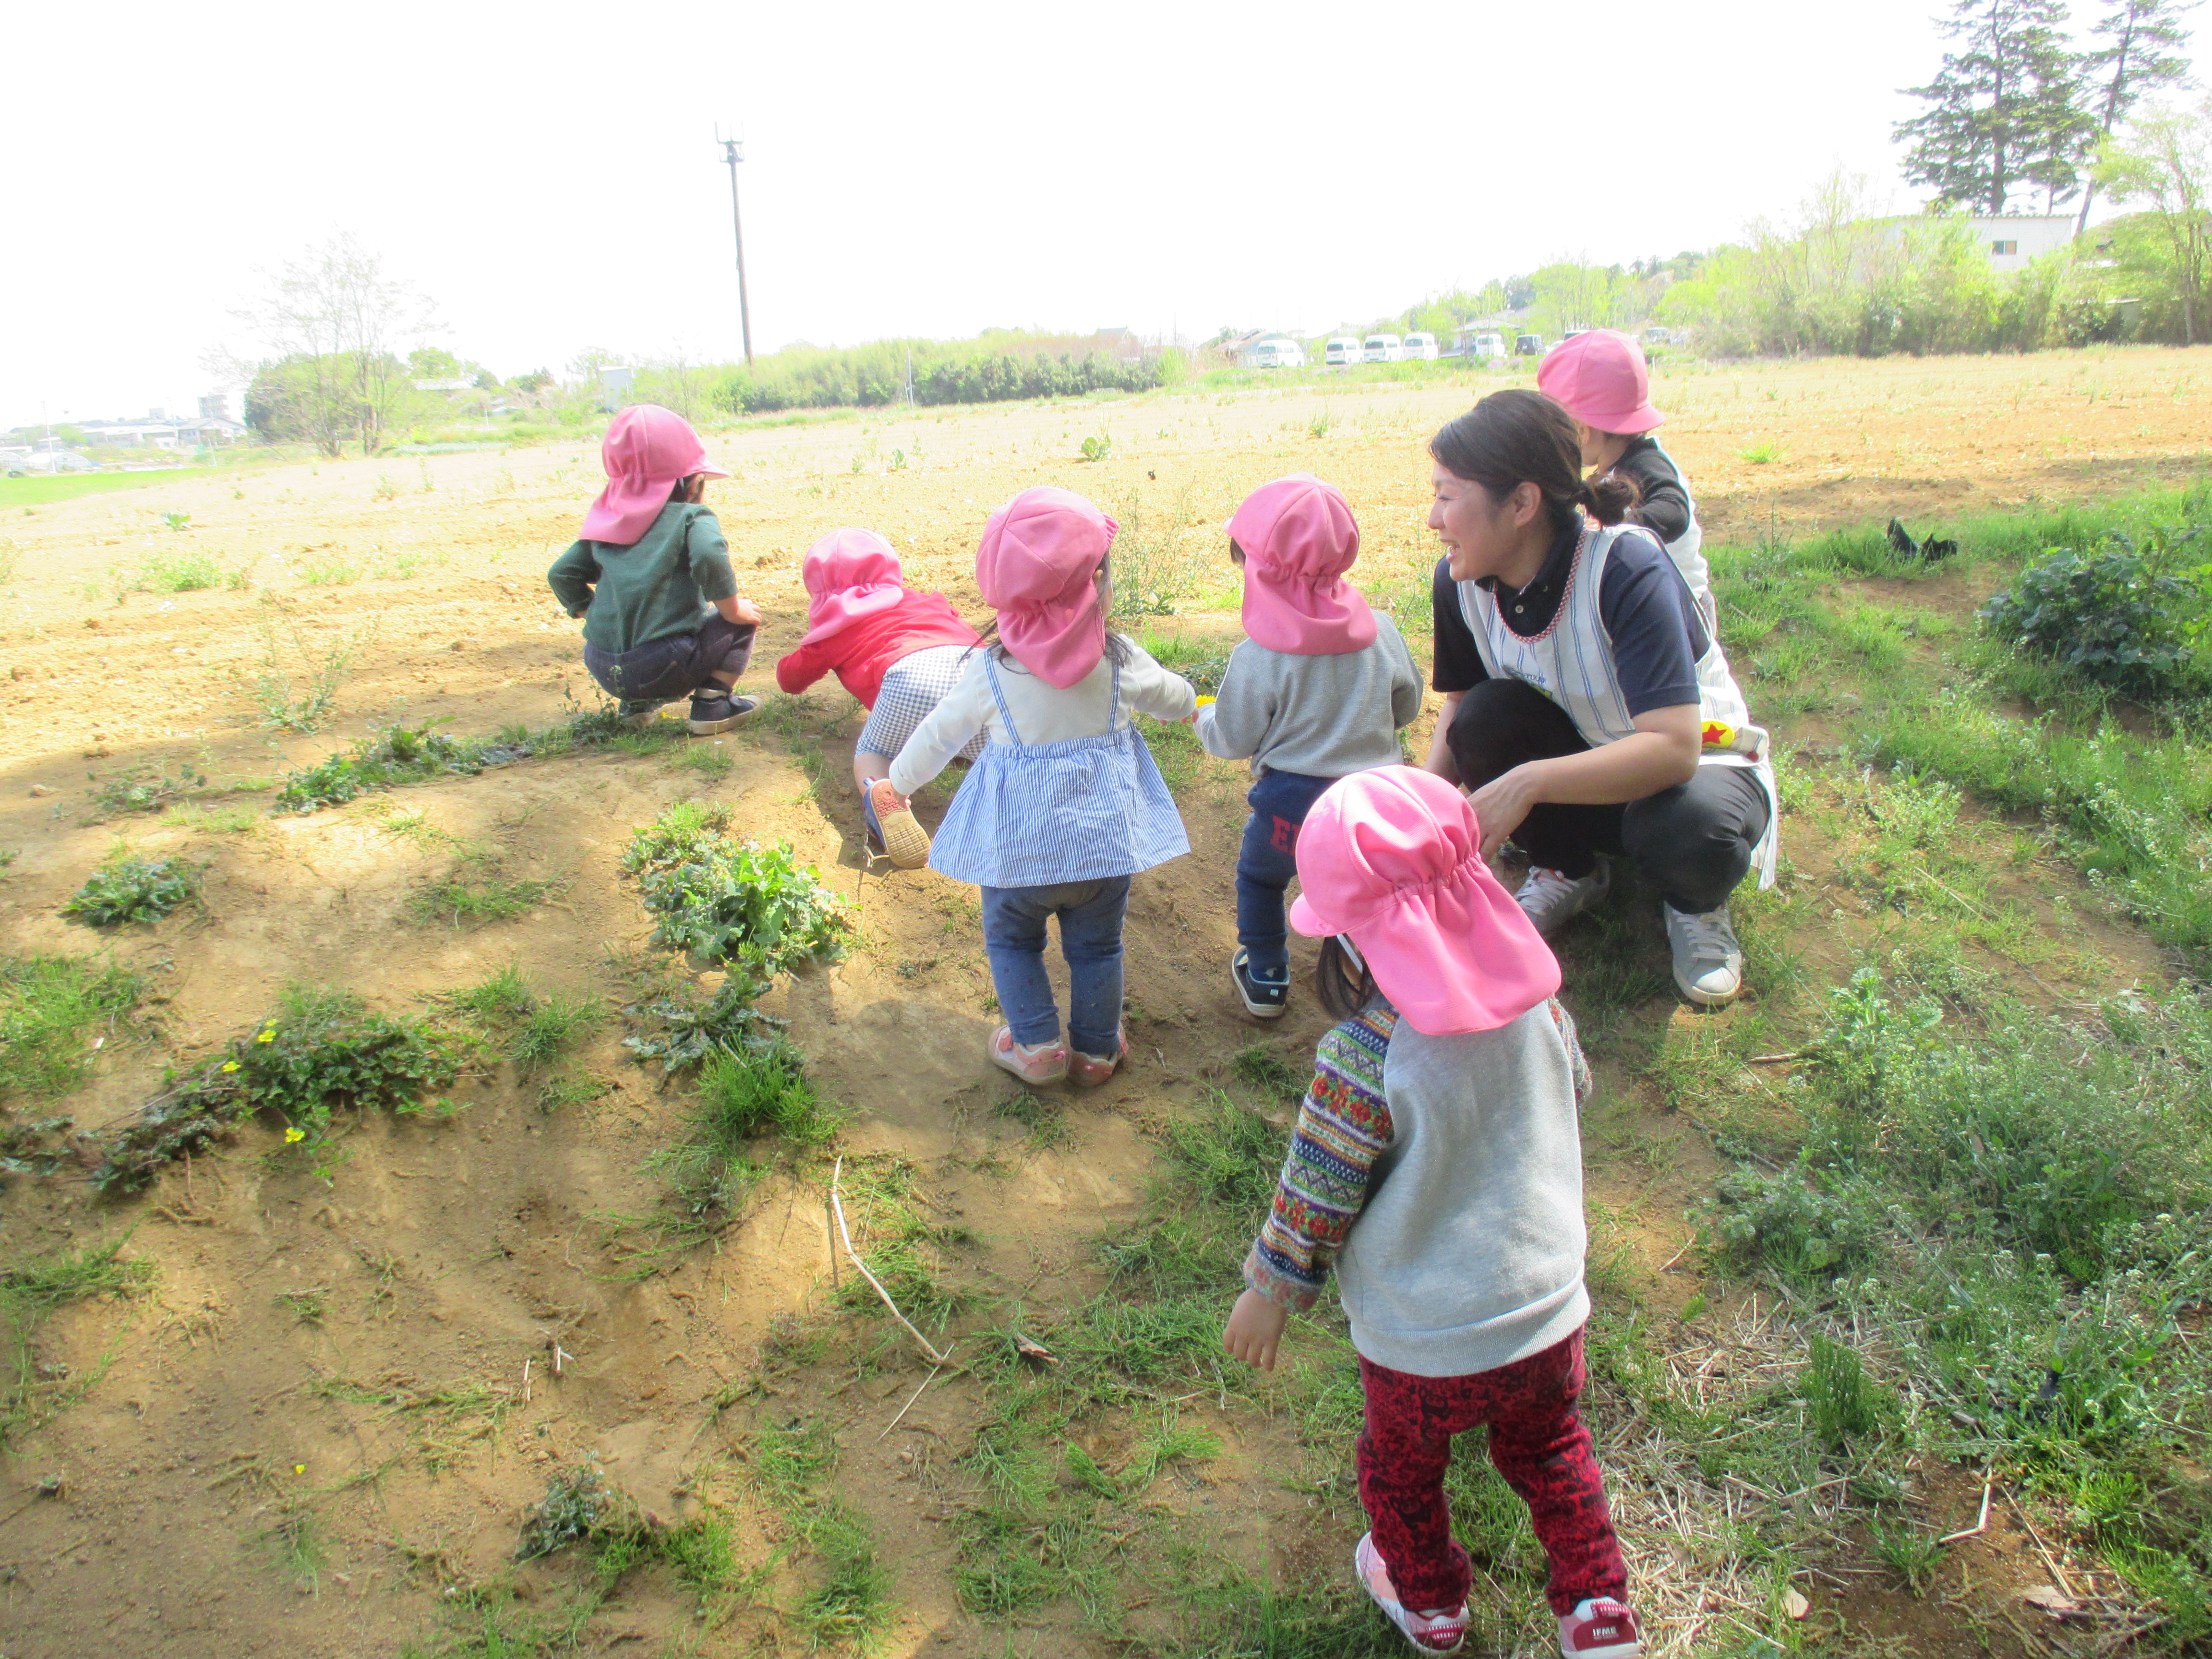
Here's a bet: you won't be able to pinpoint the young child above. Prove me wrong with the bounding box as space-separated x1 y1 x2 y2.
1198 473 1423 1020
773 528 983 869
1537 329 1715 633
880 486 1197 1087
546 404 763 734
1221 766 1641 1659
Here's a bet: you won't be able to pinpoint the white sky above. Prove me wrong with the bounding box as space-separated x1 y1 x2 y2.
2 0 2189 429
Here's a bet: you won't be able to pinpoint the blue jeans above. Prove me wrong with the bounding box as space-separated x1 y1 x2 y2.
980 877 1130 1057
1237 769 1338 974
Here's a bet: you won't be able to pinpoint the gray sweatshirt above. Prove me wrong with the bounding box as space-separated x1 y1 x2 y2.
1195 616 1424 778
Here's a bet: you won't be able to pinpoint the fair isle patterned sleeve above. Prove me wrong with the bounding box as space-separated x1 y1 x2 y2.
1242 1009 1399 1311
1545 997 1593 1106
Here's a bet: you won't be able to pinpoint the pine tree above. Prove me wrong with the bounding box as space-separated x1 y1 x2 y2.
2073 0 2200 233
1895 0 2091 214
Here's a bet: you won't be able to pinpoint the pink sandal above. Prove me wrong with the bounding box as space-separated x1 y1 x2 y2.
1069 1030 1127 1089
989 1025 1068 1085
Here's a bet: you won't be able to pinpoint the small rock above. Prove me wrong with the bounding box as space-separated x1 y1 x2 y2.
29 783 52 796
1783 1588 1810 1620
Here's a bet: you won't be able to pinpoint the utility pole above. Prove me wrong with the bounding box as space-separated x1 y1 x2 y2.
717 131 755 366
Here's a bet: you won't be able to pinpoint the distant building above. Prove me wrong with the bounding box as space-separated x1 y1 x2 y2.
1967 215 2077 271
77 403 246 449
1090 327 1144 362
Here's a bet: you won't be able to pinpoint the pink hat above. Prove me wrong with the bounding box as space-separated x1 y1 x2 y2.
580 404 730 546
794 528 906 651
1289 767 1560 1035
1228 474 1377 656
1536 330 1664 435
975 487 1116 689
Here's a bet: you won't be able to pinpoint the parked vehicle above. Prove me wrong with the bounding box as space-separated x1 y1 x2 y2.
1514 334 1544 356
1243 336 1308 369
1472 332 1507 360
1362 334 1404 363
1643 326 1675 346
4 449 96 477
1324 336 1363 366
1402 332 1439 361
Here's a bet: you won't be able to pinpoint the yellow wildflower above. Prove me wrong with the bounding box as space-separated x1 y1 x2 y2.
293 1464 305 1475
284 1127 305 1143
221 1060 240 1073
256 1028 276 1044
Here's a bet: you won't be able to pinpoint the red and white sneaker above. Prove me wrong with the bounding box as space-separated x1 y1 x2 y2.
1559 1596 1641 1658
1354 1533 1468 1654
988 1025 1068 1085
1069 1030 1126 1089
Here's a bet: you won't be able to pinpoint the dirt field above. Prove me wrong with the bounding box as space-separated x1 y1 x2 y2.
2 346 2208 1658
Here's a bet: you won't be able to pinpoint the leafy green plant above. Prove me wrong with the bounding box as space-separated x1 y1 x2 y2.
83 760 206 822
1738 440 1785 464
89 986 475 1192
240 607 365 734
0 955 141 1100
1080 433 1112 463
161 511 191 531
61 850 200 927
1979 529 2205 699
621 971 777 1073
275 725 505 814
132 548 225 592
622 804 852 973
697 1041 836 1146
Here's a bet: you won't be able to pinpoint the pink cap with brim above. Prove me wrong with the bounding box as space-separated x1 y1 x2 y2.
1228 473 1377 657
795 528 906 649
975 487 1116 690
581 404 730 546
1536 330 1664 435
1289 767 1561 1035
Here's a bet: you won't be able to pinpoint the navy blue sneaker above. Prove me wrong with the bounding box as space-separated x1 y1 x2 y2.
686 691 757 735
1231 948 1289 1019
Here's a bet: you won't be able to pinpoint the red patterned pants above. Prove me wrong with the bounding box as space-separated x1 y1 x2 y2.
1356 1329 1627 1616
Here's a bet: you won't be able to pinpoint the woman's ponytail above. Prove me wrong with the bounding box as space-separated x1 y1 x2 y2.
1579 471 1640 527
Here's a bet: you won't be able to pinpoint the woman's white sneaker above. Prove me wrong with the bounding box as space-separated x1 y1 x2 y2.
1515 863 1611 938
1664 901 1743 1005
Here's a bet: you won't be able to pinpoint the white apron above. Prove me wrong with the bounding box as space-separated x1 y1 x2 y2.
1457 521 1777 890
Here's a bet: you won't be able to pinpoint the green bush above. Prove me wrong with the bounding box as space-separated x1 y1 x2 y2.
61 852 199 926
1978 529 2207 700
622 804 851 973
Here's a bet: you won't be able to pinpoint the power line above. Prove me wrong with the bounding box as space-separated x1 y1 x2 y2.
716 131 755 367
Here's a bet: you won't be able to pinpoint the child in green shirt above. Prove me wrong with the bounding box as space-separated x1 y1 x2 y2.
546 404 764 734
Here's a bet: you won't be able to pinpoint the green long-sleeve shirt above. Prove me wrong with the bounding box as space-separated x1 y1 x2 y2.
546 502 739 655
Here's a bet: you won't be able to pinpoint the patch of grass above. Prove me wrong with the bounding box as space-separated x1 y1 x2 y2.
1111 484 1214 617
408 872 558 929
623 802 853 973
132 548 245 594
258 1505 328 1589
1 1237 153 1442
275 1286 329 1325
534 1071 609 1114
61 848 200 926
90 985 475 1192
1231 1043 1305 1105
83 759 207 821
239 606 367 734
1738 439 1786 464
731 1418 893 1649
672 741 734 781
0 955 141 1101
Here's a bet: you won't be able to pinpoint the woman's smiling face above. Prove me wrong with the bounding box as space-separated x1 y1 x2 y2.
1428 463 1521 582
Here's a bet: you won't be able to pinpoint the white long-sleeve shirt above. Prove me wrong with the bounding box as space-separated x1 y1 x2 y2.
889 638 1198 797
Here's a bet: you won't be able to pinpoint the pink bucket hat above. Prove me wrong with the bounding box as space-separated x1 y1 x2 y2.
1228 474 1377 656
1536 330 1664 435
580 404 730 546
1289 767 1560 1035
796 528 905 649
975 487 1117 689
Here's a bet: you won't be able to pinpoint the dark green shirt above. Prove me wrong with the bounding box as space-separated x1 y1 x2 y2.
547 502 739 655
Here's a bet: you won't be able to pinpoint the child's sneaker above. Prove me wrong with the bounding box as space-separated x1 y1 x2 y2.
1069 1030 1126 1088
1515 862 1610 938
1559 1597 1641 1658
864 780 931 870
1230 948 1289 1019
686 690 758 735
1354 1533 1468 1654
989 1025 1068 1085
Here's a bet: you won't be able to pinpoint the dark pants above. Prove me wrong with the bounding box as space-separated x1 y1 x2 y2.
1447 676 1768 915
1236 769 1337 974
979 878 1130 1058
1357 1330 1628 1617
581 615 756 706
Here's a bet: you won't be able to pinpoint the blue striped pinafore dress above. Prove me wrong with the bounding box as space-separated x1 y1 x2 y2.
928 655 1190 889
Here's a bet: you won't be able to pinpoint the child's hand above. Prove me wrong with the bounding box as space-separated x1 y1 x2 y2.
1222 1289 1288 1372
730 595 764 626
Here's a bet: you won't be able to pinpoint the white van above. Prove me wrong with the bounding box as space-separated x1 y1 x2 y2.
1472 332 1506 360
1362 334 1404 363
1324 336 1363 366
1402 332 1439 361
1243 336 1307 370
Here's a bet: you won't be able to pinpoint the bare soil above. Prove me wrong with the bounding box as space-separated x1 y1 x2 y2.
5 346 2206 1656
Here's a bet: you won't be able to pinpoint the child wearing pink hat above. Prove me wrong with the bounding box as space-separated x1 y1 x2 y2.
1197 474 1423 1019
880 487 1197 1086
1536 330 1713 632
773 528 983 869
1221 766 1641 1659
546 404 763 734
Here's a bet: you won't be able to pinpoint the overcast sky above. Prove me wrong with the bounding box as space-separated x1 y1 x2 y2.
2 0 2191 429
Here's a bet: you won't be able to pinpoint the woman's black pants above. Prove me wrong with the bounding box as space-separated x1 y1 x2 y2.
1446 677 1768 916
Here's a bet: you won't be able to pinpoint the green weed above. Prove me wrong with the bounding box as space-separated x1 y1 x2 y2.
623 802 853 973
61 848 200 926
0 1237 152 1442
83 759 207 821
240 607 366 734
0 955 141 1100
408 872 557 928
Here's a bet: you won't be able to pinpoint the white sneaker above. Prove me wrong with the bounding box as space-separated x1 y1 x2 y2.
1559 1595 1642 1658
1354 1533 1468 1654
1665 901 1743 1005
1515 863 1611 938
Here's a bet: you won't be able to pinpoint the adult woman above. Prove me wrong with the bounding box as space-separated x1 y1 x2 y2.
1419 389 1774 1006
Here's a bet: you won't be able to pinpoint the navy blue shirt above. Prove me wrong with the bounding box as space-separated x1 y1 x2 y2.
1430 515 1705 716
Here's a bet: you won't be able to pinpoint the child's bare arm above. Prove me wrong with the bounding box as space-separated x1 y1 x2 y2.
715 594 763 627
